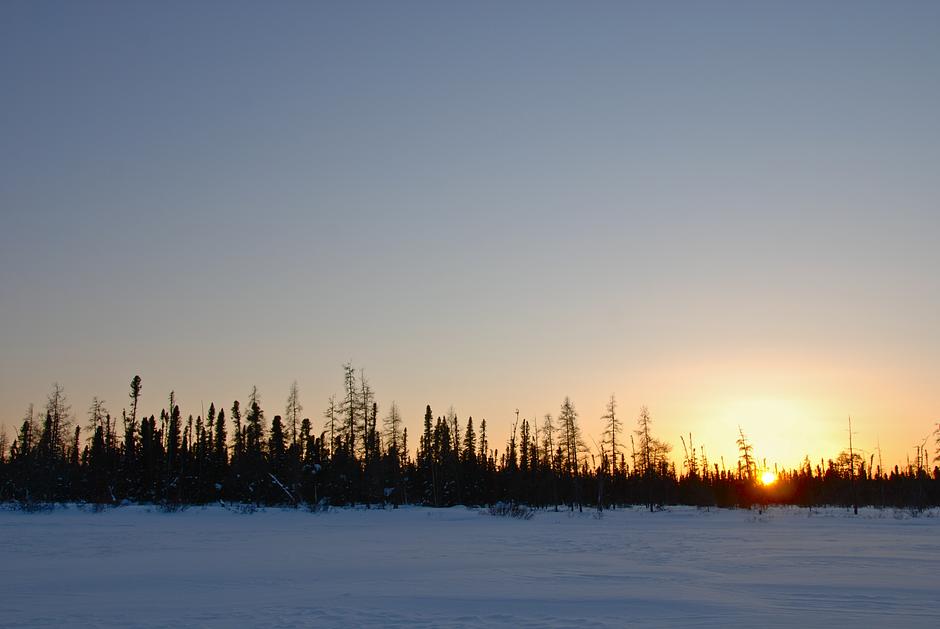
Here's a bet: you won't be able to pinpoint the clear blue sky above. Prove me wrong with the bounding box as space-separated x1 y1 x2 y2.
2 1 938 468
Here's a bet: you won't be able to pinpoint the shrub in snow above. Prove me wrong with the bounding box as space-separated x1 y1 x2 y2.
306 498 331 513
6 499 55 513
485 502 534 520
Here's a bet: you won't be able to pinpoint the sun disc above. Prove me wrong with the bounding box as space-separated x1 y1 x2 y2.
761 471 777 485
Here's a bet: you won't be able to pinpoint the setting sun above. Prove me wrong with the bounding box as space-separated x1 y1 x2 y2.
761 471 778 485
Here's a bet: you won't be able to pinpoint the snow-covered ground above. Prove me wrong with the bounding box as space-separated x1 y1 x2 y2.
1 504 937 627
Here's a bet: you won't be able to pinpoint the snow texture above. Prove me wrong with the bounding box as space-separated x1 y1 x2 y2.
1 505 937 627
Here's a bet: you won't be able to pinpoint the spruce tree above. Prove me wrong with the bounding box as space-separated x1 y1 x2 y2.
231 401 243 463
269 415 287 482
245 387 265 458
463 417 476 463
124 377 142 474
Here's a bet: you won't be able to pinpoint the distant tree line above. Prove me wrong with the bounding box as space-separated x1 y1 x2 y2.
1 368 938 511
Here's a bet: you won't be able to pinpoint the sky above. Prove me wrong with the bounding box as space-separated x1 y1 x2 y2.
1 1 939 471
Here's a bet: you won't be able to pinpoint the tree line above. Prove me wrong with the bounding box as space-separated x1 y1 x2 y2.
1 367 938 511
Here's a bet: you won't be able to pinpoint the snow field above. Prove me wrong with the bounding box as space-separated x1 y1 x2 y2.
1 505 938 627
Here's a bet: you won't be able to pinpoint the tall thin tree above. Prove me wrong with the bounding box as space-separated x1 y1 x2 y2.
285 381 303 448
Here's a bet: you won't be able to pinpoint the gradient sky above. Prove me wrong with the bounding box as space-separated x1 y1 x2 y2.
2 1 939 471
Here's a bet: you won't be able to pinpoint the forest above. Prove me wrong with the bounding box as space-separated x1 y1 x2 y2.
2 366 938 512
